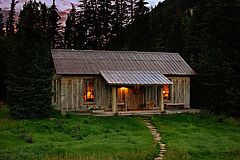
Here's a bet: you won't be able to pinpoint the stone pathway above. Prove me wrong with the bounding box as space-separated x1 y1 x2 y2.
143 118 166 160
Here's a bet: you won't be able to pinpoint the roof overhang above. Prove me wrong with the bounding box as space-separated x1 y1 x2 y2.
100 70 173 85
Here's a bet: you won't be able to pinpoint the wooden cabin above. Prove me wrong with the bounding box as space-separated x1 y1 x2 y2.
51 49 196 113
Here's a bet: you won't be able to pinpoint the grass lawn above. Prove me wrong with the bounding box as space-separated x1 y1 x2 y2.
0 107 158 160
151 113 240 160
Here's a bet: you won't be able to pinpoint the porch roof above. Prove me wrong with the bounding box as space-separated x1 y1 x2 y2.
100 70 173 85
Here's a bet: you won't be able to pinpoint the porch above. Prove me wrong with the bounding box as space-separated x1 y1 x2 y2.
68 108 201 116
100 70 173 113
53 71 191 113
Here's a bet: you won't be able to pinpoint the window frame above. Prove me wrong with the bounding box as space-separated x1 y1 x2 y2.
83 79 95 103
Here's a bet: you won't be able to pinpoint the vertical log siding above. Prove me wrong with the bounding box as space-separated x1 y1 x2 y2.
52 76 191 112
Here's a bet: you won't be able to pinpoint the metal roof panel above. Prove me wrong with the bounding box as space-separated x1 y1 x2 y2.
52 49 196 75
100 70 173 85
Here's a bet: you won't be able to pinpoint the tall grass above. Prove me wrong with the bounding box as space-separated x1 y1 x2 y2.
151 113 240 160
0 108 158 160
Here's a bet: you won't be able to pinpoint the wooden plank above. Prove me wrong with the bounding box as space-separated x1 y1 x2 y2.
160 86 164 111
62 83 67 111
94 79 98 106
73 79 77 110
185 77 190 108
177 78 180 103
112 86 117 113
76 78 79 110
79 79 83 108
108 85 111 110
170 83 174 103
155 86 158 107
183 79 186 105
71 79 74 110
173 79 176 103
57 78 61 110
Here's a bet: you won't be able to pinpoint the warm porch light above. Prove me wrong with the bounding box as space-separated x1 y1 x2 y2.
120 87 127 90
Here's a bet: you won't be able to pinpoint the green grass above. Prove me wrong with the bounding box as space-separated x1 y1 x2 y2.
151 113 240 160
2 106 240 160
0 107 158 160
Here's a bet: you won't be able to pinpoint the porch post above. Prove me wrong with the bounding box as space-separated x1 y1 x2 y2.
112 86 117 113
160 86 164 112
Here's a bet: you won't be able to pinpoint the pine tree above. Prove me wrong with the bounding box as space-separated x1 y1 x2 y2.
76 0 89 49
129 0 135 23
7 1 53 119
47 0 62 48
86 0 98 49
134 0 149 18
194 0 240 116
64 3 77 49
40 3 48 31
97 0 112 48
0 36 8 102
0 8 4 36
6 0 18 36
111 0 128 37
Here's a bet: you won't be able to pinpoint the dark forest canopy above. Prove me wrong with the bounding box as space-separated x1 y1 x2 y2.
0 0 240 117
108 0 240 116
0 0 150 118
0 0 150 49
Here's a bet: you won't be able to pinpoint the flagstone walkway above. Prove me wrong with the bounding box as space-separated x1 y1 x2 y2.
143 118 166 160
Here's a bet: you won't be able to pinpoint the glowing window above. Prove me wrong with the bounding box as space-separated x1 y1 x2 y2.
84 80 95 102
163 85 170 100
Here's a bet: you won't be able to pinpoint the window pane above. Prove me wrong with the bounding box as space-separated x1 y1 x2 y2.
84 80 95 102
163 85 170 100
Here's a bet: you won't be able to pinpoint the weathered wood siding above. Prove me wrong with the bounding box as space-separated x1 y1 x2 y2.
53 76 112 112
167 77 190 108
52 75 191 112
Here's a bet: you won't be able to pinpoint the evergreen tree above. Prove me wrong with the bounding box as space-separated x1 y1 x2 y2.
0 36 8 102
40 3 48 31
111 0 131 39
64 3 77 49
47 0 62 48
97 0 112 48
86 0 99 49
7 1 53 119
76 0 89 49
129 0 135 23
74 0 134 49
0 8 4 36
194 0 240 116
108 0 240 116
6 0 18 36
134 0 149 18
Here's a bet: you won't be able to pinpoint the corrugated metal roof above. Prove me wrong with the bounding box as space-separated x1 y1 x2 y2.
52 49 196 75
100 70 173 85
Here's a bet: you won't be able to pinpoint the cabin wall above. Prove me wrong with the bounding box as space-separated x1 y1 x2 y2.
52 75 191 112
167 77 190 108
53 76 112 112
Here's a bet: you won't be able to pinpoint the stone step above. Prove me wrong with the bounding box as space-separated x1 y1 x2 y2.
150 129 158 131
159 154 164 157
143 118 164 160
